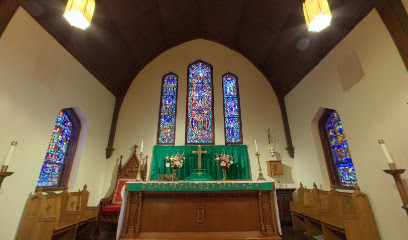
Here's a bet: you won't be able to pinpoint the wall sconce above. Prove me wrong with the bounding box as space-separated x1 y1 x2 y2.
270 147 275 158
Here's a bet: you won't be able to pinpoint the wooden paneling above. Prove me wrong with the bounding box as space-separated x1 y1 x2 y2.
121 190 281 239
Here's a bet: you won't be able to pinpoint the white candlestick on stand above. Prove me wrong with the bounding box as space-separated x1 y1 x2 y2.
378 139 395 169
2 141 17 172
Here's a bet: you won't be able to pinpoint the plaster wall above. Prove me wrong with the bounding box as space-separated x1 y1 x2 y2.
101 39 297 196
285 10 408 239
0 8 115 239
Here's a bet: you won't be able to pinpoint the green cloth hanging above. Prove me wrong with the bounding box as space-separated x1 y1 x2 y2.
150 145 250 180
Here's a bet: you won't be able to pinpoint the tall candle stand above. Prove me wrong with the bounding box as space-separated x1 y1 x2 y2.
383 163 408 214
136 152 144 181
0 165 13 188
255 151 266 181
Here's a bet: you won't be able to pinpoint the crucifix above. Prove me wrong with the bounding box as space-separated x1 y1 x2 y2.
192 145 207 169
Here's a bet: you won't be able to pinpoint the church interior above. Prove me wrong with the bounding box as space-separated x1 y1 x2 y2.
1 0 408 239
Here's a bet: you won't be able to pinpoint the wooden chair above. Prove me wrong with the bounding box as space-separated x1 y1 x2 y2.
96 148 147 232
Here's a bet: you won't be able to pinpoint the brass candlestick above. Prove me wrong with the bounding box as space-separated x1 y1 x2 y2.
136 152 144 181
255 151 266 181
384 165 408 214
0 165 14 188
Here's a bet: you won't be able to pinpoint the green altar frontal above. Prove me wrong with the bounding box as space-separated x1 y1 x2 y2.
126 181 274 192
150 145 250 181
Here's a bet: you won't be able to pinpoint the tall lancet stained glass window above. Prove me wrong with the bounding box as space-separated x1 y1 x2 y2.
157 73 178 144
37 109 80 188
319 109 358 187
223 73 243 144
186 60 214 144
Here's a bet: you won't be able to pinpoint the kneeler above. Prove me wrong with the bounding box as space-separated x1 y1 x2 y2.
97 148 147 232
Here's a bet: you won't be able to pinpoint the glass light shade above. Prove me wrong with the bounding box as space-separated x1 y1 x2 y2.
303 0 332 32
63 0 95 30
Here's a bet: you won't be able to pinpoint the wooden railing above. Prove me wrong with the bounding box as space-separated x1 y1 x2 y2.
290 183 380 240
16 185 97 240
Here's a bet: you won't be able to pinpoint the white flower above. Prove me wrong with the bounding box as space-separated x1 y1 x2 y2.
230 161 233 164
166 163 170 167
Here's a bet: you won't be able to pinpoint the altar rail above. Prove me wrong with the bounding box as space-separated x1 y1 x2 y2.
16 185 97 240
290 183 380 240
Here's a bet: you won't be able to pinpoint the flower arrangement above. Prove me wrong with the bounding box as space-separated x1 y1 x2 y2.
165 153 185 169
214 151 234 169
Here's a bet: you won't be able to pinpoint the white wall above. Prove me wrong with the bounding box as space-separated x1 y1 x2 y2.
0 8 115 239
101 39 297 196
285 10 408 239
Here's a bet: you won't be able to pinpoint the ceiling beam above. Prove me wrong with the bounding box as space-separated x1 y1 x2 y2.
232 0 245 47
156 0 169 48
376 0 408 71
0 0 23 38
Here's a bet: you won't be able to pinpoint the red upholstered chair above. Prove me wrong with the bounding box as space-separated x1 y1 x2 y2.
96 149 147 232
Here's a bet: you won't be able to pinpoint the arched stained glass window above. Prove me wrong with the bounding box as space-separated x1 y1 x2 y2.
319 109 358 188
186 60 214 144
157 73 178 144
223 73 243 144
37 109 80 189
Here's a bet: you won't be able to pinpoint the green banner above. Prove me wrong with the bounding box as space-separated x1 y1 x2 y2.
150 145 251 180
127 181 274 192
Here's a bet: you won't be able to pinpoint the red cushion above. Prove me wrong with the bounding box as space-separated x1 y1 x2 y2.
101 204 122 213
113 179 135 204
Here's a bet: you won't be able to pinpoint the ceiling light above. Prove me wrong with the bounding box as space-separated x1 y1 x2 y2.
303 0 332 32
64 0 95 30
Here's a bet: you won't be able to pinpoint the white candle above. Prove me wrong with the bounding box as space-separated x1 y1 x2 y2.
255 140 258 152
378 139 394 164
3 141 17 166
141 139 144 153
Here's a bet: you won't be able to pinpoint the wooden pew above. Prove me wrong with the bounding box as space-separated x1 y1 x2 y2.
290 183 380 240
16 185 97 240
77 185 98 239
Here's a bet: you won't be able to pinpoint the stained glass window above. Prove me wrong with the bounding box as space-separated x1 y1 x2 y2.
223 73 243 144
37 109 79 187
157 73 178 144
321 109 358 187
186 60 214 144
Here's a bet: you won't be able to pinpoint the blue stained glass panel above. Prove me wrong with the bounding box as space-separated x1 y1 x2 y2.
37 110 73 187
187 61 214 143
37 163 62 187
223 74 242 143
158 74 178 144
325 110 357 187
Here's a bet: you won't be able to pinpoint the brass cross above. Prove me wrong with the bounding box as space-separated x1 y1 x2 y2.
197 171 203 176
199 182 205 189
192 145 207 169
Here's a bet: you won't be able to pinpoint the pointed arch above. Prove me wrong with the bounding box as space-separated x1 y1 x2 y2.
222 73 243 144
157 72 179 144
318 109 358 188
185 60 214 144
37 108 81 190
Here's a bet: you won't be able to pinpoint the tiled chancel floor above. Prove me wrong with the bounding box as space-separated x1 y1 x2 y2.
93 225 308 240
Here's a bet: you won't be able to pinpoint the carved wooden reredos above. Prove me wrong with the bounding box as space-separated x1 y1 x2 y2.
117 145 148 181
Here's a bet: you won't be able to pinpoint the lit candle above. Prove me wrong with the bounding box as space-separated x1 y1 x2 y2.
255 140 258 152
378 139 394 164
2 141 17 166
141 139 144 153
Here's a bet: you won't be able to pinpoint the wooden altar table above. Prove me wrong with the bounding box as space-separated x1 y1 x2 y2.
118 181 281 240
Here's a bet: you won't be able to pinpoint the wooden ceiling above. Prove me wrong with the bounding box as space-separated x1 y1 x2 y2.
22 0 373 98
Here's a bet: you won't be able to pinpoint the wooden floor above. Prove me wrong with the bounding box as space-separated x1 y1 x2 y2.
93 225 307 240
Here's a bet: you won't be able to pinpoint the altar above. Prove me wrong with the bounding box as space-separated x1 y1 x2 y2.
118 181 281 240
